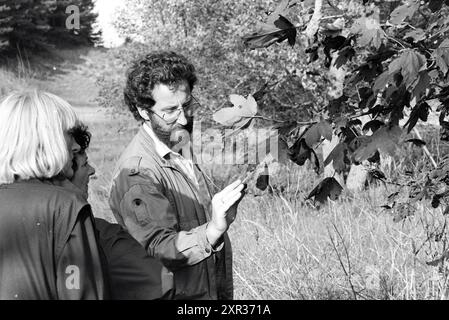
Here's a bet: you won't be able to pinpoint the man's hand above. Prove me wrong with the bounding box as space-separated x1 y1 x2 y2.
206 180 246 246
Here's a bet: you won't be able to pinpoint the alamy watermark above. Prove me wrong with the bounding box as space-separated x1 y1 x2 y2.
65 265 80 290
65 5 80 30
171 121 281 165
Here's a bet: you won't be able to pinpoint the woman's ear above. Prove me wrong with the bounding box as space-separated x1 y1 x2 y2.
137 107 151 121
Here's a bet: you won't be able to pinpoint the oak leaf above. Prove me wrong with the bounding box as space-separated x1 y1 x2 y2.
352 124 402 163
350 16 386 49
306 177 343 204
303 120 333 147
389 0 419 25
213 94 258 126
433 38 449 76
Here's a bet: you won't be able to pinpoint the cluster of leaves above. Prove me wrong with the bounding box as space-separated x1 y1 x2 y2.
380 152 449 222
242 0 300 48
211 0 449 205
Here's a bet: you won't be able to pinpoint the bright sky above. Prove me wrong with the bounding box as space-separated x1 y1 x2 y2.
94 0 125 47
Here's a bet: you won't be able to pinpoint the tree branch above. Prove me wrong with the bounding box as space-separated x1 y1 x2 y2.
417 6 429 24
325 0 343 14
321 14 345 20
429 25 449 41
304 0 323 40
413 127 438 169
385 35 410 49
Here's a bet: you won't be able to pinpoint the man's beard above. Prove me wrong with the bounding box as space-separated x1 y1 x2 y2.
149 114 194 149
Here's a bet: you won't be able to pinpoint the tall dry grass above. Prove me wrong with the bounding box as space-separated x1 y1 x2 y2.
0 69 34 97
0 52 41 97
231 186 449 300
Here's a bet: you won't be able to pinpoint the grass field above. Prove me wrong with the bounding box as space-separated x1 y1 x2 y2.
2 54 449 300
84 115 449 300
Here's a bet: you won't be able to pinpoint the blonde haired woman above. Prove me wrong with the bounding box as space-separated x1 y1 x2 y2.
0 90 110 300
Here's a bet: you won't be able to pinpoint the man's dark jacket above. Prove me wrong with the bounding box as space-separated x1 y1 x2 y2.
109 127 233 300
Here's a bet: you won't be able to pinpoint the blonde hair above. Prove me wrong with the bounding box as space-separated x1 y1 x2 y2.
0 90 79 184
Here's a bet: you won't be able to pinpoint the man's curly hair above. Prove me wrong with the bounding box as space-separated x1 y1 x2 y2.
123 51 198 121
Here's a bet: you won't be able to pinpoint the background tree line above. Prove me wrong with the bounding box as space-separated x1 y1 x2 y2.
0 0 99 54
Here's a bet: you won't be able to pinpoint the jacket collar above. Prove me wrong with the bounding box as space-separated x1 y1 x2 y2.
142 122 172 159
136 126 170 167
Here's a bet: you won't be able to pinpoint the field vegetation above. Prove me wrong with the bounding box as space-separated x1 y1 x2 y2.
2 0 449 299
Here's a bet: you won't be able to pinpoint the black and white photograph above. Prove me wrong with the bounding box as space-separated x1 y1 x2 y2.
1 0 449 307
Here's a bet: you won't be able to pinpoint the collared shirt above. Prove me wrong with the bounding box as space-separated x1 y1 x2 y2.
143 123 199 188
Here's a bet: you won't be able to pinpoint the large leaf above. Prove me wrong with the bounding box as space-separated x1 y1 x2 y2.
405 138 426 147
393 203 415 223
288 138 312 166
388 49 426 90
351 61 384 84
252 82 269 102
256 163 269 191
367 48 397 64
267 0 298 24
213 94 257 126
411 71 430 102
359 94 376 111
404 102 430 133
303 120 333 147
242 0 297 49
385 85 411 125
327 95 350 117
404 28 426 42
347 47 395 78
352 124 402 163
426 0 445 12
334 46 356 69
433 38 449 76
389 0 419 25
362 120 385 133
373 71 391 93
306 177 343 204
242 15 297 49
323 142 349 174
350 16 386 49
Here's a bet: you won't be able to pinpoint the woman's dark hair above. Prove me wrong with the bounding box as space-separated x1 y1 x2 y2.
123 51 198 121
68 123 91 173
69 123 91 151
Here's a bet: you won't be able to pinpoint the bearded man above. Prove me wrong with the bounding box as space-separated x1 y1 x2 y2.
109 51 245 300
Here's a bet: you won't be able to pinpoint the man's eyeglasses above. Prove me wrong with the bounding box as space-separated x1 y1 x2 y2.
150 95 201 124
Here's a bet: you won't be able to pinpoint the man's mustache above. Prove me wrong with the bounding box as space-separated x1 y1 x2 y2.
175 116 194 133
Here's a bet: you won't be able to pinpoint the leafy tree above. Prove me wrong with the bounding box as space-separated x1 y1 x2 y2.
211 0 449 210
105 0 449 211
0 1 11 49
